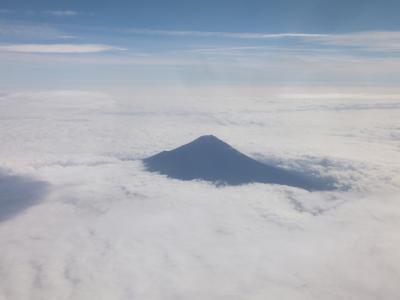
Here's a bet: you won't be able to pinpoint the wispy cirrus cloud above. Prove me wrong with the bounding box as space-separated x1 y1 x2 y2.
122 28 327 39
0 43 126 54
312 31 400 52
45 10 79 17
122 28 400 52
0 21 69 40
0 9 83 17
2 18 400 53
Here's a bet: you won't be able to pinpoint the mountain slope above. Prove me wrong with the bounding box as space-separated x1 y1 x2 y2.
143 135 335 191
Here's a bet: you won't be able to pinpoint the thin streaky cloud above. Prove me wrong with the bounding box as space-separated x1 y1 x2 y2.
278 93 400 100
122 28 328 39
45 10 79 16
2 18 400 53
0 22 63 39
0 44 126 54
120 28 400 51
312 31 400 51
186 45 345 55
57 35 78 39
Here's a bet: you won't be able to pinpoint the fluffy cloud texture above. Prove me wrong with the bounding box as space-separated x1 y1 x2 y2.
0 87 399 299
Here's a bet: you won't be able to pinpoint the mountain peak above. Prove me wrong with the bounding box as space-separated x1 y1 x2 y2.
193 135 221 142
143 135 335 191
179 134 232 151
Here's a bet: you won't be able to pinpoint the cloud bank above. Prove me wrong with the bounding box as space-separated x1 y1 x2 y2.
0 88 399 299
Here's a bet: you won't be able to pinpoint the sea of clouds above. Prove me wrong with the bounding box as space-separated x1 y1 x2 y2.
0 87 399 299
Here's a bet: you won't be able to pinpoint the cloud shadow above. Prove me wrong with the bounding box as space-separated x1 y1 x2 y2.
0 170 49 222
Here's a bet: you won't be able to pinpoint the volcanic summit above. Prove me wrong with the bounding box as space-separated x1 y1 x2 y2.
143 135 335 191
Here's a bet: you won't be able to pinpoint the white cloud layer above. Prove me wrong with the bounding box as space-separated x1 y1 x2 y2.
0 43 126 53
0 87 399 299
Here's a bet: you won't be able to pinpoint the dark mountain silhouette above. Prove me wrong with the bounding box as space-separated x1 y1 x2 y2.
143 135 336 191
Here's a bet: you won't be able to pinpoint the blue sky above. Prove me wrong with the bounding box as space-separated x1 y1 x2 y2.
1 0 400 90
2 0 400 32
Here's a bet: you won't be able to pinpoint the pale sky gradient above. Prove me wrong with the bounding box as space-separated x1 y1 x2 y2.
1 0 400 90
